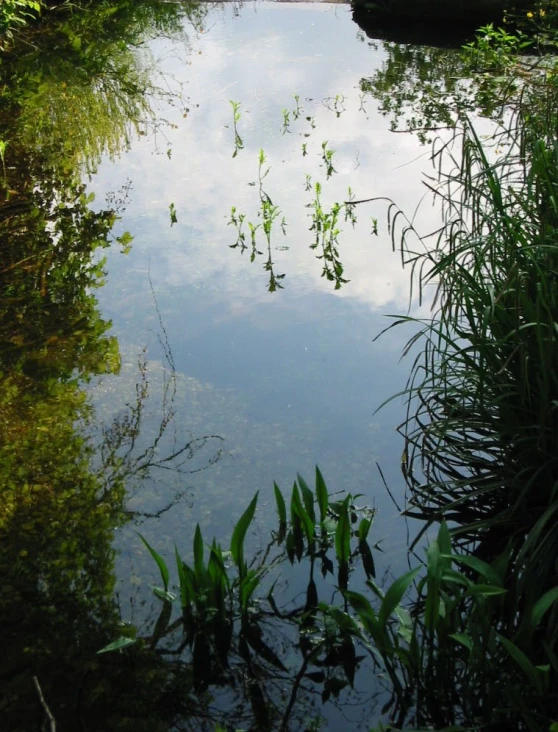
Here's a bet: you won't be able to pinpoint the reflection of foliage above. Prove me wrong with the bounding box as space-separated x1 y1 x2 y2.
107 470 380 731
1 0 208 172
97 346 225 511
228 149 288 292
0 0 40 47
360 43 491 141
307 181 356 290
365 62 558 732
229 141 359 293
360 5 558 142
129 468 558 731
0 5 222 728
0 149 123 379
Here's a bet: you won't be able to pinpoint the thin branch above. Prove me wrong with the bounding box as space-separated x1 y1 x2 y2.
33 676 56 732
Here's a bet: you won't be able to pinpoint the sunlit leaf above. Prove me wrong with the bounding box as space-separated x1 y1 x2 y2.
291 483 314 544
466 584 507 597
450 632 473 653
152 586 177 603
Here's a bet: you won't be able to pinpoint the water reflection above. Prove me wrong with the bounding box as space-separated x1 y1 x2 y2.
0 3 225 729
1 1 452 728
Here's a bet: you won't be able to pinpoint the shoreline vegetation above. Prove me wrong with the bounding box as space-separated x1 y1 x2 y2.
1 1 558 730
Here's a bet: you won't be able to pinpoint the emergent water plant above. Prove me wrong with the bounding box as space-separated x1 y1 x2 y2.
107 468 558 730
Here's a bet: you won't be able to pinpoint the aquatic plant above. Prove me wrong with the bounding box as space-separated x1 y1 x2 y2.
128 466 558 730
104 469 382 729
307 182 356 289
228 148 287 292
368 66 558 731
229 99 244 158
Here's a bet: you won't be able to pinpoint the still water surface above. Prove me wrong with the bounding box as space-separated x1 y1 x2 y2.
91 2 438 568
2 2 456 729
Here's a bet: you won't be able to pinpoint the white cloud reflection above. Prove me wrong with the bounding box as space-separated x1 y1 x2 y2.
92 2 443 315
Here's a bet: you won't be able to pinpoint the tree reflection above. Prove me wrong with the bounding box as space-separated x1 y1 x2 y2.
0 3 226 729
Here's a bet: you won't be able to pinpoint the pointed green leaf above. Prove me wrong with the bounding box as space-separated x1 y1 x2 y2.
175 545 188 609
138 534 169 592
437 521 452 558
291 483 314 544
335 497 351 567
274 482 287 541
498 634 543 693
193 524 204 578
345 590 380 638
315 466 329 523
241 570 262 611
297 473 316 524
208 541 229 591
395 605 413 644
97 636 137 654
152 586 177 602
443 554 501 586
466 584 507 597
230 492 258 574
450 633 473 653
358 517 372 543
427 540 442 582
379 567 420 629
532 586 558 628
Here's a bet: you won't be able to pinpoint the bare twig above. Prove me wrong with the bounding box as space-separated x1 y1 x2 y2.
33 676 56 732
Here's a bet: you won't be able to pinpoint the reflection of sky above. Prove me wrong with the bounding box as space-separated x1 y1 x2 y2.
91 3 441 576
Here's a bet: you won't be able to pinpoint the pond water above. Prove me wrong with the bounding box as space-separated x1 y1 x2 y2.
91 0 439 554
1 2 457 729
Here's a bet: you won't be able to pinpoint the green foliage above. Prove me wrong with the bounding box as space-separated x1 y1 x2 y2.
106 470 381 728
230 491 259 577
358 3 558 141
228 148 287 292
364 17 558 726
130 467 557 729
307 181 355 290
0 0 42 47
229 100 244 157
